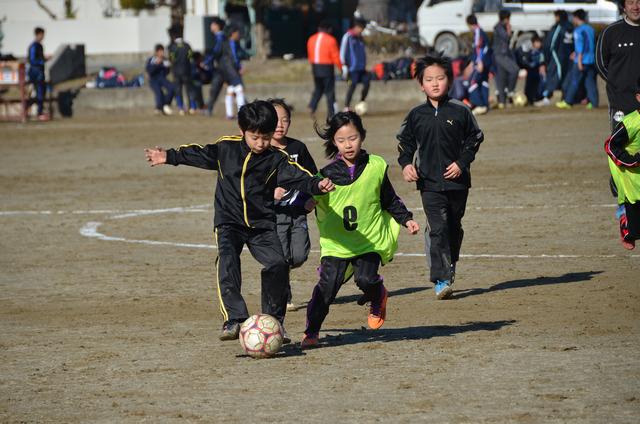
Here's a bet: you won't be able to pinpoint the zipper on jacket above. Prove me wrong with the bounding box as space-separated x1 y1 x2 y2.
240 152 252 227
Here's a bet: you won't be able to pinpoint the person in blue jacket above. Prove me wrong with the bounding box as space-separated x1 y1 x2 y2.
27 27 47 118
466 14 492 115
538 10 573 106
145 44 175 115
557 9 599 109
204 17 227 116
340 18 370 111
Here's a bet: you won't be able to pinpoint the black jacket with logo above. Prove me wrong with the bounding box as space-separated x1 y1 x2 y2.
397 96 484 192
319 150 413 226
165 135 323 230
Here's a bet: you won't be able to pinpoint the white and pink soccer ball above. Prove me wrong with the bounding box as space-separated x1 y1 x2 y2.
239 314 284 359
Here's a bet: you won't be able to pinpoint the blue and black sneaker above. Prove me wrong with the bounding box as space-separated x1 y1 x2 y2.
434 280 453 300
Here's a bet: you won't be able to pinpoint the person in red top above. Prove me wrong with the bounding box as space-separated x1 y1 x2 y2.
307 20 342 119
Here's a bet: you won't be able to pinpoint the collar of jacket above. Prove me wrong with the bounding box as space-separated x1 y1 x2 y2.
425 94 450 109
324 150 371 184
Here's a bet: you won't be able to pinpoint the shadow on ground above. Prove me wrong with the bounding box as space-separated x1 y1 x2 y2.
333 286 429 305
317 320 516 348
451 271 603 300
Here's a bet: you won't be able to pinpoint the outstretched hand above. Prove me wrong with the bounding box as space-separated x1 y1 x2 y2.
145 147 167 166
318 178 335 193
402 164 419 182
405 220 420 235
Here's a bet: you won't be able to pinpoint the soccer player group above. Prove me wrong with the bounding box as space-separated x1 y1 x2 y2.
145 54 483 348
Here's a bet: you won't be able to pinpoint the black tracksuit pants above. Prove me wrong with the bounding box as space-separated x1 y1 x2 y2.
214 224 289 326
309 76 336 117
422 190 468 283
305 253 383 335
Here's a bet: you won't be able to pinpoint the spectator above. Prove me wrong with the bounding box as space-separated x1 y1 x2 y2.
27 27 48 120
537 10 574 106
466 14 492 115
340 18 370 112
145 44 174 115
307 21 342 120
493 10 520 108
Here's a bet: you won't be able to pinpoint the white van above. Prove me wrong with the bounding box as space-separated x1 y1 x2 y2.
417 0 620 57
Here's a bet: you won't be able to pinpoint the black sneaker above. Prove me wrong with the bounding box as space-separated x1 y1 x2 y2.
219 322 240 341
280 324 291 344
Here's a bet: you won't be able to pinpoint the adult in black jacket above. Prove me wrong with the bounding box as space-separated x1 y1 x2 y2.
596 0 640 129
145 101 334 341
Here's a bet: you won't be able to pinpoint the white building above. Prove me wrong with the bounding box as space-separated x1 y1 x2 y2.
0 0 221 57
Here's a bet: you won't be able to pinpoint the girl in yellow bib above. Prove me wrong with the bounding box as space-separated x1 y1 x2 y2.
302 111 420 349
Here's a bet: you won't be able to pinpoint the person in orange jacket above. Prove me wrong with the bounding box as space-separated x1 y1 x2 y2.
307 20 342 119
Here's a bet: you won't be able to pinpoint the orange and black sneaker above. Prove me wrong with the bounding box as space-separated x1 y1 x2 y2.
300 333 319 349
367 285 388 330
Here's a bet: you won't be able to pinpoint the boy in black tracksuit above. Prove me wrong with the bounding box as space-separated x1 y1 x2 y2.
268 99 318 309
145 100 335 340
397 54 484 300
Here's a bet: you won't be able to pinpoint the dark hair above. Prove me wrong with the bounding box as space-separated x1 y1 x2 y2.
34 27 45 35
267 98 292 119
315 111 367 159
499 9 511 21
353 18 368 29
635 76 640 94
466 14 478 25
573 9 587 21
318 20 333 32
531 34 542 44
154 43 164 52
413 53 453 85
168 24 183 39
211 17 225 30
554 9 568 21
226 23 241 35
238 100 278 134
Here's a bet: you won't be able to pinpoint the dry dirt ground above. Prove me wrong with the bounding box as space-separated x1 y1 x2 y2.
1 103 639 423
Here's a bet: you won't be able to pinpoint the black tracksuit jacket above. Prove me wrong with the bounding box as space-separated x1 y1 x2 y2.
165 135 323 230
397 96 484 191
319 150 414 226
595 18 640 115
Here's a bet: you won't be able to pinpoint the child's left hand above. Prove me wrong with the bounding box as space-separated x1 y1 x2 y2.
443 162 462 180
405 220 420 235
318 178 335 193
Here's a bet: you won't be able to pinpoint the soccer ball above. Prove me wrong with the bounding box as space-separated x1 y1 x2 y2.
354 101 368 116
239 314 284 358
512 92 527 107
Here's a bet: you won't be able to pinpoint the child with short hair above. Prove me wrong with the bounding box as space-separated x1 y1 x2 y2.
301 112 420 349
524 34 546 105
604 79 640 250
397 54 484 300
167 25 194 115
267 98 318 310
27 27 47 120
145 44 174 115
220 24 249 119
144 100 335 341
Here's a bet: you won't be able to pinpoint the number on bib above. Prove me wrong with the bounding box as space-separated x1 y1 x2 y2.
342 206 358 231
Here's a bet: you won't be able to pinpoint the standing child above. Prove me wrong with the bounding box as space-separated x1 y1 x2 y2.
220 24 249 120
145 44 174 115
168 25 194 115
466 14 492 116
523 34 546 105
268 98 318 311
340 18 370 112
556 9 598 110
27 27 48 120
144 100 334 341
302 112 420 349
604 79 640 250
397 54 484 300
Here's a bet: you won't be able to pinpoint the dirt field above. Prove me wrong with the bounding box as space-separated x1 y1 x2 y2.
1 103 639 423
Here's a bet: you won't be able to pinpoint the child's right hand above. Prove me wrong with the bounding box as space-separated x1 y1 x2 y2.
318 178 335 193
402 165 419 182
144 147 167 166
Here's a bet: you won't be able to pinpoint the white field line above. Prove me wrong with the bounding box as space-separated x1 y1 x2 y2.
1 205 636 259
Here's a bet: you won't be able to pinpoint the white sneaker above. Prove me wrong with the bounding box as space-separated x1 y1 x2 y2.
163 105 173 115
534 98 550 107
178 109 186 116
286 302 296 312
472 106 488 116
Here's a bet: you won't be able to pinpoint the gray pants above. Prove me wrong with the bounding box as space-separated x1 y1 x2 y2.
494 54 519 104
276 212 311 302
